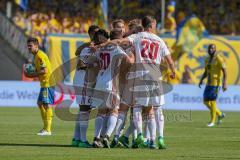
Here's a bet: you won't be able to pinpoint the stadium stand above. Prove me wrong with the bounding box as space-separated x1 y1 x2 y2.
0 36 24 80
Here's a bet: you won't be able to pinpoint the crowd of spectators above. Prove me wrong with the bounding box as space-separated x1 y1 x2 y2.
175 0 240 35
0 0 238 39
7 0 240 45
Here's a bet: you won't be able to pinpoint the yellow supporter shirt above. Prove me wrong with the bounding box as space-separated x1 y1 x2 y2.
205 54 226 86
163 69 181 84
165 17 176 32
34 50 55 87
15 19 26 30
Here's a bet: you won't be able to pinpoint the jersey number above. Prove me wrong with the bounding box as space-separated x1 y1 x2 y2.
100 52 110 70
141 39 159 60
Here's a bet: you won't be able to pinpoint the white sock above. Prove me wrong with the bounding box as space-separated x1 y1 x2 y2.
79 111 89 142
143 119 150 141
94 116 103 138
125 121 133 138
101 116 108 137
106 114 118 137
133 128 137 140
73 112 80 140
155 107 164 137
133 107 142 135
115 112 126 136
148 117 156 141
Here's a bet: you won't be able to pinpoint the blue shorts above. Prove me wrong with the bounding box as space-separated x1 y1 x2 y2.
203 85 220 101
38 87 55 105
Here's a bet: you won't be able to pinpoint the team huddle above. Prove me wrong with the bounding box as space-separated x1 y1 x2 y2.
71 15 175 149
24 15 227 150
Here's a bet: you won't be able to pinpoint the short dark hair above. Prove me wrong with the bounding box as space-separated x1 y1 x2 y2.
128 19 141 28
112 19 125 28
209 44 216 48
88 25 100 35
27 37 39 45
110 28 122 40
93 29 109 44
142 15 156 29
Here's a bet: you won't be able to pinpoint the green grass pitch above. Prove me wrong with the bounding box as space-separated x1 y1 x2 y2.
0 107 240 160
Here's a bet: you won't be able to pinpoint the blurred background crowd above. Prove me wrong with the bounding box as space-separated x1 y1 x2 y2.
1 0 239 38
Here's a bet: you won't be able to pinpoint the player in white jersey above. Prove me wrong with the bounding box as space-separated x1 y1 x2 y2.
96 19 127 141
71 25 99 148
129 16 175 149
91 29 133 148
98 15 175 149
111 20 143 148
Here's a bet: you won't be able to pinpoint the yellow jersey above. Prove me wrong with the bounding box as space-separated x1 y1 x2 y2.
34 50 55 87
205 54 226 86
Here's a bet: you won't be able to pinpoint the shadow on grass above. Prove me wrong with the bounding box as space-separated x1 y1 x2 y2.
0 143 71 148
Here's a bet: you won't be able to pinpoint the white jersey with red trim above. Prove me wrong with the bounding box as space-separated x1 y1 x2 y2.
92 44 127 108
73 47 93 105
127 31 170 106
127 31 170 66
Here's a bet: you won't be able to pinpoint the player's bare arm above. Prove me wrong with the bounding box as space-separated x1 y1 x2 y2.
199 69 207 88
164 55 176 79
75 42 91 56
222 67 227 91
93 38 131 51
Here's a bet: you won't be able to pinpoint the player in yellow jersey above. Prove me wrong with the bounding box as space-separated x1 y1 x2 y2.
199 44 227 127
25 37 55 135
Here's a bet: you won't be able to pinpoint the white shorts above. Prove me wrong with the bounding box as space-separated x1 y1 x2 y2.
91 89 120 109
73 70 93 106
131 81 165 107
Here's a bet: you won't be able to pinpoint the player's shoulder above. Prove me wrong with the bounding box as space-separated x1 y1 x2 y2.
36 50 48 59
101 42 119 51
150 33 164 42
80 46 91 56
204 56 210 63
216 54 225 63
120 42 134 52
76 42 91 56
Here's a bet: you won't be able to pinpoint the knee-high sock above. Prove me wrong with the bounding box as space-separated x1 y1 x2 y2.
94 116 104 138
147 116 156 141
143 118 150 140
155 107 164 138
79 111 90 142
101 116 108 137
125 120 133 138
209 100 222 123
204 100 213 123
106 114 118 137
114 112 126 136
204 100 211 110
204 100 220 123
73 112 81 140
133 107 142 135
39 105 46 129
45 107 53 132
211 101 222 116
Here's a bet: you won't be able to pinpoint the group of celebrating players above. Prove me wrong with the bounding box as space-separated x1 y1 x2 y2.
25 14 227 150
71 15 175 149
